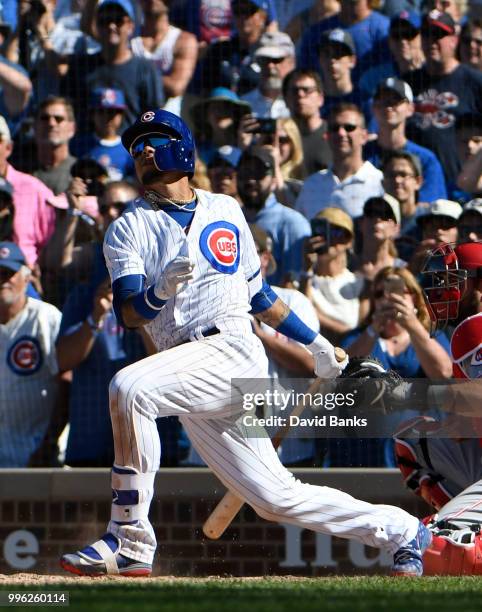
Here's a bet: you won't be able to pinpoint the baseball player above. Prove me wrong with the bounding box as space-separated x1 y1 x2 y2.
390 242 482 573
60 110 430 578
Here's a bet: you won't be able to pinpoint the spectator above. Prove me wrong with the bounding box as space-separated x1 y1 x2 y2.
75 87 134 181
0 242 63 467
366 77 447 203
0 18 33 135
283 69 332 174
299 0 390 87
458 197 482 243
61 0 164 131
191 87 251 164
381 151 424 262
354 194 404 283
48 0 101 60
285 0 341 44
318 29 370 123
0 178 14 241
130 0 198 116
300 207 366 344
455 113 482 198
405 10 482 186
249 223 319 467
426 0 466 24
206 145 241 202
238 146 311 283
199 0 271 95
295 103 383 219
0 115 56 267
345 265 452 379
458 19 482 71
409 198 462 273
30 96 77 194
241 31 295 119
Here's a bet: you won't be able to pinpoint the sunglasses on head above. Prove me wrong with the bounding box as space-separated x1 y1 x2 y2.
328 122 359 133
130 134 175 158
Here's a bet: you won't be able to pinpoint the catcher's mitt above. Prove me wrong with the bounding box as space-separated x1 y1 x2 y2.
338 357 403 414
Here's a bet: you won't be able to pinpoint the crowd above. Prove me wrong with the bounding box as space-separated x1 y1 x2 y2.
1 0 481 468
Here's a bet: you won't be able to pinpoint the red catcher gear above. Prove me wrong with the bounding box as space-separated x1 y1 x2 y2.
422 516 482 575
420 241 482 330
450 313 482 379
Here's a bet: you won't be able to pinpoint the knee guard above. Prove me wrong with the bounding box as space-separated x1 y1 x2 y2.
423 518 482 575
394 418 453 512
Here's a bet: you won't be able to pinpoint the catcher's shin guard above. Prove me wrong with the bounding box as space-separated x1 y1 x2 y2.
422 519 482 575
394 419 452 511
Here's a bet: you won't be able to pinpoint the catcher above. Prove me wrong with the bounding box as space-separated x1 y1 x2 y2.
347 242 482 575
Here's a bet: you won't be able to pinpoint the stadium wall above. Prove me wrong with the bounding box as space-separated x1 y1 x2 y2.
0 468 430 576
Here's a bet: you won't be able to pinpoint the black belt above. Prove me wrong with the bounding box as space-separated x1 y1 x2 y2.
179 326 220 345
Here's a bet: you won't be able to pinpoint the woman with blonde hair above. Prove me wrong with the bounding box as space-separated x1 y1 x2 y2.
344 266 452 379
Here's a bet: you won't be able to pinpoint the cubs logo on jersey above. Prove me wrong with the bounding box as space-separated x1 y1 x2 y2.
7 336 43 376
199 221 240 274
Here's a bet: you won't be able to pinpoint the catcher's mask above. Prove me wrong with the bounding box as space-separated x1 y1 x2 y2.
420 243 467 331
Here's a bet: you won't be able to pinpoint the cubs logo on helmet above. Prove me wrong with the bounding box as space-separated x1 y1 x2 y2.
200 221 240 274
7 336 43 376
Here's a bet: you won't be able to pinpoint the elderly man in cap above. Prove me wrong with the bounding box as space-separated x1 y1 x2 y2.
410 198 463 273
405 10 482 186
61 0 164 131
238 146 310 284
366 77 447 203
241 31 294 119
0 241 63 467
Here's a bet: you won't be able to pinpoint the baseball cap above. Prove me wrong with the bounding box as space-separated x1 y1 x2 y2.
0 242 26 272
314 207 354 237
416 199 463 224
364 194 402 225
255 32 295 59
461 198 482 217
421 10 457 36
90 88 127 110
320 29 356 55
208 146 242 169
97 0 135 21
390 10 421 37
238 147 275 174
0 178 13 198
231 0 270 13
375 77 414 103
0 115 11 142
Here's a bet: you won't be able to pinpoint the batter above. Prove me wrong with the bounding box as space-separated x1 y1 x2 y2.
60 110 430 577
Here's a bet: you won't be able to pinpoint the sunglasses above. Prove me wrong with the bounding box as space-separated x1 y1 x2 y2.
288 85 319 95
39 114 67 123
461 36 482 46
328 122 359 133
130 134 175 158
278 136 291 145
99 200 128 214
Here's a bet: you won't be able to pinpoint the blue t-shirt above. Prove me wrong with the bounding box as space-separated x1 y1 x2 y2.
249 194 311 285
298 11 390 86
364 138 448 203
82 136 135 180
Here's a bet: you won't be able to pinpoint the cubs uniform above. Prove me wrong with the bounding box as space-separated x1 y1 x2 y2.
0 298 61 466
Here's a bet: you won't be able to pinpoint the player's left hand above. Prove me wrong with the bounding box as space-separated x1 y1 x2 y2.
154 256 195 300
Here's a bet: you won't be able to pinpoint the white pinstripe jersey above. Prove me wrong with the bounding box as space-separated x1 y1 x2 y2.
103 189 262 351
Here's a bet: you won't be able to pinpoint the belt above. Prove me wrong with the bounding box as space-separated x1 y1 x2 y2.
179 326 221 346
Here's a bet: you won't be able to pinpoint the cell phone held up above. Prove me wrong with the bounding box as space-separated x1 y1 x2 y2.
310 218 330 255
384 275 406 296
243 117 277 135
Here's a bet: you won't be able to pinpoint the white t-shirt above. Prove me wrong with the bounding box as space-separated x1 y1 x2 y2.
310 269 364 330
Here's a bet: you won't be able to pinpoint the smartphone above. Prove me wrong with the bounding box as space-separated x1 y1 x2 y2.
384 275 405 295
244 118 277 134
310 218 330 254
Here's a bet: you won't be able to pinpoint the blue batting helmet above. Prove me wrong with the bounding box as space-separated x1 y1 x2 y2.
122 109 196 178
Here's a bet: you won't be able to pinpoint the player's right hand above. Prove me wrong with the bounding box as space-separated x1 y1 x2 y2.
154 256 195 300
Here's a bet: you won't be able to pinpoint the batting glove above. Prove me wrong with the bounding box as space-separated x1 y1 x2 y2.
154 256 195 300
307 334 348 379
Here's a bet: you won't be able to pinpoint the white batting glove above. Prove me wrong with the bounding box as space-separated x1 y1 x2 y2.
154 256 195 300
307 334 349 378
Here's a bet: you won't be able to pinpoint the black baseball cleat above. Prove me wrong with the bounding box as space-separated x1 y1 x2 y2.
60 533 152 577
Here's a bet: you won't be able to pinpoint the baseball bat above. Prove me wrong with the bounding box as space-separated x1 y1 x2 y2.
202 347 346 540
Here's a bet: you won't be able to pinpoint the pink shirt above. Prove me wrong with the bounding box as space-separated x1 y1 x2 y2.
7 164 56 266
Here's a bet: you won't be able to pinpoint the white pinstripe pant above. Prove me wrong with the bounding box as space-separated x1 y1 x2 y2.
106 332 419 564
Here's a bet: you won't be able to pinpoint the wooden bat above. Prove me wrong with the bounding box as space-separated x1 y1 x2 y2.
202 347 347 540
